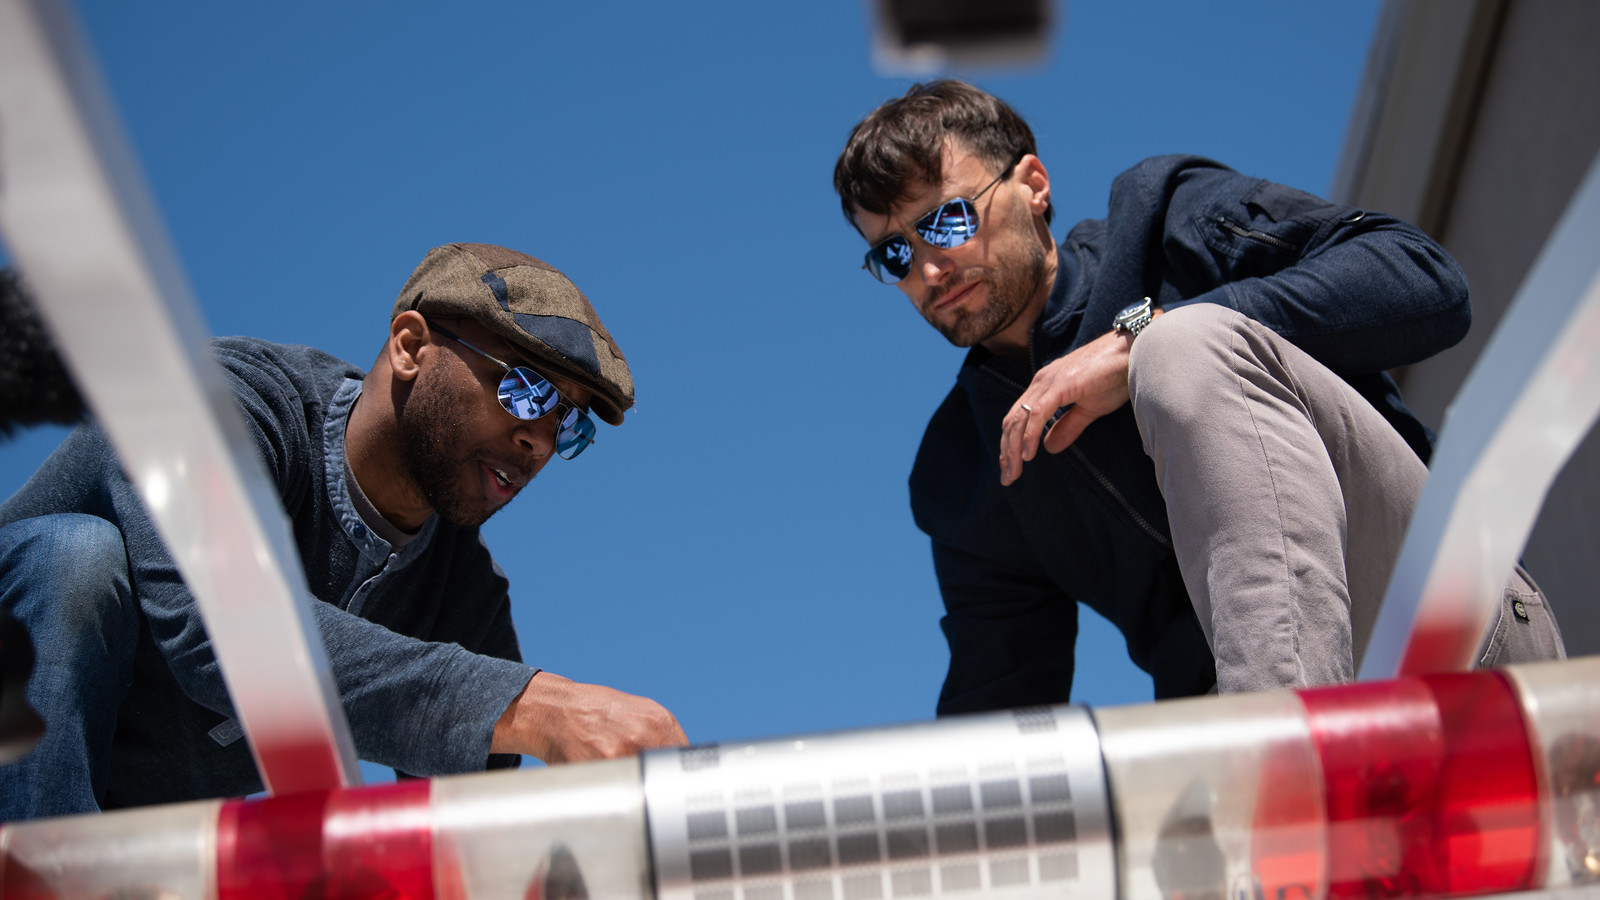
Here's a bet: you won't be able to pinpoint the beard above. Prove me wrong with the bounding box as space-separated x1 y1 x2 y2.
924 230 1048 348
397 372 501 529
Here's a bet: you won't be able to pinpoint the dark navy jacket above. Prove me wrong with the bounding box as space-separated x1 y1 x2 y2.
910 156 1470 714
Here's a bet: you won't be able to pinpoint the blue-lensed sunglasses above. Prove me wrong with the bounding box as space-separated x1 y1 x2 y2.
427 319 597 460
862 155 1022 285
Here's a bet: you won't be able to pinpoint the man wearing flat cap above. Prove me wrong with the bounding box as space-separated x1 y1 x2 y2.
0 243 686 819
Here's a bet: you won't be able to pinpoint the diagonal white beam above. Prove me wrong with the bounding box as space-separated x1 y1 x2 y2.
1362 146 1600 680
0 0 358 793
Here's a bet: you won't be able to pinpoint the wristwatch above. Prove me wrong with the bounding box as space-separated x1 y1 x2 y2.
1114 297 1154 339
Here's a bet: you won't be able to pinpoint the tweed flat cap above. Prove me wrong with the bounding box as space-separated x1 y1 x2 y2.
392 243 633 426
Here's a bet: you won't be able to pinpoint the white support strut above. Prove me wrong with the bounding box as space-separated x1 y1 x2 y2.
1362 147 1600 680
0 0 358 793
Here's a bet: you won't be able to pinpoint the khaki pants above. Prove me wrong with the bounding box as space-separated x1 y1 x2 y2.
1128 303 1564 694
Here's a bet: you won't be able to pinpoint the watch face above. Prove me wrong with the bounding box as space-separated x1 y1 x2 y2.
1116 298 1152 333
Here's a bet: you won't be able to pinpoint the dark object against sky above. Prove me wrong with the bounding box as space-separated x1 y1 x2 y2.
0 268 85 440
874 0 1052 72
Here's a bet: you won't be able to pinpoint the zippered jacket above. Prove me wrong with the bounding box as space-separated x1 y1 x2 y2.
910 155 1469 713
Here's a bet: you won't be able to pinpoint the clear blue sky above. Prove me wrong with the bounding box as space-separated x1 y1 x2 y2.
0 1 1383 776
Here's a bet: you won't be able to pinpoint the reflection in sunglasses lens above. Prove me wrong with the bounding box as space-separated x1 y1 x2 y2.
496 370 596 459
924 199 978 246
866 198 982 284
499 370 557 419
556 407 596 460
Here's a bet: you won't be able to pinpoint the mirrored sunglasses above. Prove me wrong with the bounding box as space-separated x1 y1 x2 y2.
861 157 1019 285
427 320 597 460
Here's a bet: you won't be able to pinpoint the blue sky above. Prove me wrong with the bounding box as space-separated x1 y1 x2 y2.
0 1 1382 776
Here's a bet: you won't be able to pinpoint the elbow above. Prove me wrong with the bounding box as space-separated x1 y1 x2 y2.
1394 230 1471 349
1428 243 1473 348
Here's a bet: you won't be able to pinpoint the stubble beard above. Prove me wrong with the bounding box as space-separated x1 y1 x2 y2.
926 234 1047 348
398 374 500 529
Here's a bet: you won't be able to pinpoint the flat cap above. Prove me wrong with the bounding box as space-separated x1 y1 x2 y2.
392 243 633 425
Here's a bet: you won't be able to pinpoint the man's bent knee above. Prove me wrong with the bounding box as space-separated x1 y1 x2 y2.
1130 304 1246 387
1129 304 1254 434
0 515 137 818
0 514 136 640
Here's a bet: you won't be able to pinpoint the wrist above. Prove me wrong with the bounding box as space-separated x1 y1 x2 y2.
1113 297 1155 339
492 668 562 759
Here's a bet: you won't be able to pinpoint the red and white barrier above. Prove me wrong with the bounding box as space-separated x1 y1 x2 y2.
4 659 1597 900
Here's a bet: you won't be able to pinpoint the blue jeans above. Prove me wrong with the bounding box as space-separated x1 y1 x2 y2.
0 514 138 819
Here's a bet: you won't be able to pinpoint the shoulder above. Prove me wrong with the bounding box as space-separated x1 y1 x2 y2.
1122 156 1343 229
1111 154 1236 198
211 337 362 414
207 337 364 466
211 337 362 388
1108 155 1331 223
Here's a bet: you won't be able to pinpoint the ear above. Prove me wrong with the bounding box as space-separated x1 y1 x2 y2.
388 311 429 383
1018 154 1051 218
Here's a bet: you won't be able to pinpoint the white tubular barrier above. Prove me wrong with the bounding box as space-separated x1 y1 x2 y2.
0 799 221 900
2 664 1597 900
1094 691 1326 900
1502 657 1600 891
433 758 651 900
0 0 358 793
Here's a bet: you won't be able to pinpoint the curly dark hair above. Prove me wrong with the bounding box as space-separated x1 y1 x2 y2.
834 79 1051 228
0 267 85 439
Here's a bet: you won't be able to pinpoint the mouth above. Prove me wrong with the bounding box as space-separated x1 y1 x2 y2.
931 277 981 312
481 461 527 501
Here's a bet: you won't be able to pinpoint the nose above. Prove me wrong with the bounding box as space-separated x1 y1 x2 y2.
916 241 957 287
510 413 557 463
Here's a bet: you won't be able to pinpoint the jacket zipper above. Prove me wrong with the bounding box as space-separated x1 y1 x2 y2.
1215 216 1295 252
977 366 1173 550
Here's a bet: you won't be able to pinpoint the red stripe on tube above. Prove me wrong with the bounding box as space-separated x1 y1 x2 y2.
1395 621 1478 680
1299 672 1542 900
0 844 53 900
217 780 435 900
254 732 352 796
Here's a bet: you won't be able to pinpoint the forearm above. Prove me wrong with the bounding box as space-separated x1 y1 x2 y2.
491 670 688 762
1212 219 1469 372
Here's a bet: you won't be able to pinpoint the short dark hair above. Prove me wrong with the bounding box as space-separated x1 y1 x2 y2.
833 79 1050 228
0 267 85 439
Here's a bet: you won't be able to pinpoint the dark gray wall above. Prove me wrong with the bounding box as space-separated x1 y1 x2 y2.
1385 0 1600 653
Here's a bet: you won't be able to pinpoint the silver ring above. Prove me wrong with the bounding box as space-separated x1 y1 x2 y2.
1020 403 1034 413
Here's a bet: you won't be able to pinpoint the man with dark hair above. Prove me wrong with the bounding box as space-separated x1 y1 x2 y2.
0 243 687 818
834 80 1564 711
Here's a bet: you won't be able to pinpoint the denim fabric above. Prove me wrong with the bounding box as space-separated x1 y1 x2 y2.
0 339 533 817
915 156 1477 713
0 514 136 819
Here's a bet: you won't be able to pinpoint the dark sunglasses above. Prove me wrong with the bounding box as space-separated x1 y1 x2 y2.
862 154 1022 285
426 319 597 460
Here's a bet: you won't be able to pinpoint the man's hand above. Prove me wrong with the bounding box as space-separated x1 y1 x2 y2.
999 311 1161 486
492 671 688 763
